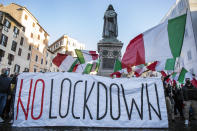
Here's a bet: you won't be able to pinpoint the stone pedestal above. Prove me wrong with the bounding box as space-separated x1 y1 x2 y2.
97 38 123 77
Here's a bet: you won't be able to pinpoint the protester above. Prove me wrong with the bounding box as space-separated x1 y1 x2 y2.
0 68 11 123
182 78 197 125
164 83 175 121
172 83 184 119
8 73 18 123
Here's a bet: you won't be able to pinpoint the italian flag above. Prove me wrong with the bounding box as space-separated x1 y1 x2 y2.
110 59 129 78
177 68 197 86
75 49 98 64
176 68 197 88
147 58 176 72
52 53 79 72
75 49 99 74
82 60 100 74
133 64 147 77
122 14 187 68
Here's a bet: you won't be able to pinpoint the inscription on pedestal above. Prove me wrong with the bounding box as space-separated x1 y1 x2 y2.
102 58 115 69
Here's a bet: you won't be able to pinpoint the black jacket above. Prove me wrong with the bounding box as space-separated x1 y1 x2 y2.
182 84 197 101
0 74 11 93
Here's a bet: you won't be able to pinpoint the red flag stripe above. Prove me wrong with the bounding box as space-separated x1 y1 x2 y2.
52 53 68 67
147 61 158 71
122 34 145 68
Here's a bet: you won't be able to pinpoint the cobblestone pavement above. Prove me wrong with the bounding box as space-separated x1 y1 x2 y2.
0 119 197 131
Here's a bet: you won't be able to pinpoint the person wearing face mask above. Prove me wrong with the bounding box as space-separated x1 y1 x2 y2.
0 68 11 123
182 78 197 125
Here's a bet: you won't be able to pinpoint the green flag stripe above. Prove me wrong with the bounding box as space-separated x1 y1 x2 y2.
178 68 188 83
168 14 187 58
172 72 177 78
114 59 122 72
95 59 100 72
83 63 93 74
68 59 79 72
165 58 176 70
75 49 85 64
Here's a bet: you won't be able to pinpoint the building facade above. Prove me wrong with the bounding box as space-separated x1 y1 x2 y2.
0 3 50 73
48 34 85 57
0 11 30 75
44 49 59 72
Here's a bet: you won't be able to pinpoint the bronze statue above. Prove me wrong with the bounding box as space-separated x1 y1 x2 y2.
102 5 118 38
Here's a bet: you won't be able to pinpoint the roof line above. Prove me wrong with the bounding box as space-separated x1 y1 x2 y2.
49 34 68 47
0 11 23 27
11 3 49 36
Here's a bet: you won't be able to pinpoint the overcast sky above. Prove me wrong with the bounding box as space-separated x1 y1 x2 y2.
2 0 175 52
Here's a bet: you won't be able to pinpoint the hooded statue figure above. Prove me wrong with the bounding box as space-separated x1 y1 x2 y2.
102 4 118 38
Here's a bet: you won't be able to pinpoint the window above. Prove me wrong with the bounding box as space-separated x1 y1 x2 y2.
41 58 43 64
8 54 14 65
14 64 20 73
20 37 24 45
38 35 40 40
0 34 8 47
34 68 37 72
46 52 48 57
22 27 25 32
0 49 5 62
37 45 39 50
187 50 192 60
35 55 38 62
13 26 19 38
39 28 43 33
29 45 32 51
60 41 63 45
56 43 59 48
27 53 30 60
25 14 28 20
24 68 29 72
18 48 22 56
11 41 17 52
46 60 48 65
3 19 11 31
32 22 35 27
31 33 33 38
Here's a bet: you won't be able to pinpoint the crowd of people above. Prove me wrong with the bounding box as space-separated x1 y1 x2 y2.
0 68 18 124
162 75 197 125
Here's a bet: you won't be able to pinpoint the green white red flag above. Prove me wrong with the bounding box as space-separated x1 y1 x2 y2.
110 59 129 78
52 53 79 72
122 14 187 69
75 49 99 74
75 49 98 64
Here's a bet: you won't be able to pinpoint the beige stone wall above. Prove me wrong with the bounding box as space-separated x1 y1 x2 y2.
0 13 30 75
0 3 50 73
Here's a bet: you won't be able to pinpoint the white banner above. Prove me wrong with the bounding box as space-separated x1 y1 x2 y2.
13 72 168 128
